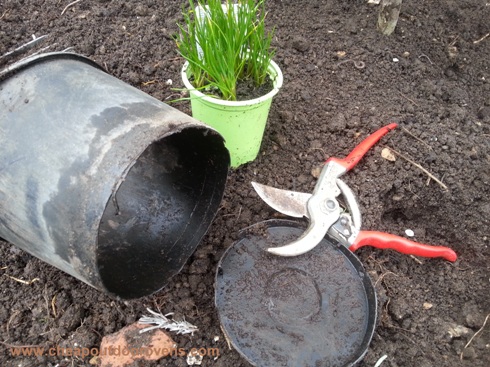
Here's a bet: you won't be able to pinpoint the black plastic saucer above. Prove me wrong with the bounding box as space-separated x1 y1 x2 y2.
215 220 377 367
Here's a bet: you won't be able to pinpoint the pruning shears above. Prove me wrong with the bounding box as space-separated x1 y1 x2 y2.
252 123 458 262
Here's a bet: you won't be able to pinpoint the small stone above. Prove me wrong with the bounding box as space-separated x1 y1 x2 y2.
301 91 312 101
381 147 396 161
477 106 490 122
309 140 322 150
336 51 347 58
405 229 415 237
461 346 477 360
187 349 203 365
279 110 293 123
134 5 149 16
311 165 322 179
447 323 472 339
291 36 310 53
402 51 410 57
392 194 403 201
423 302 433 310
270 133 288 148
127 71 140 85
328 113 347 132
143 65 155 76
297 174 309 184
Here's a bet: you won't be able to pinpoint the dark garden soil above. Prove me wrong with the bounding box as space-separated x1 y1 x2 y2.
1 1 489 366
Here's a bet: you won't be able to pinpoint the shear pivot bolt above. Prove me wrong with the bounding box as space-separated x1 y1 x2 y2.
325 199 337 211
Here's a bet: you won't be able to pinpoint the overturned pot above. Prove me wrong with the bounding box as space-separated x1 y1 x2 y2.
0 52 229 299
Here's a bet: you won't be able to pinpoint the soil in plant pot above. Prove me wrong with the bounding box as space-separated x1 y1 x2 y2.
190 74 274 101
1 1 489 367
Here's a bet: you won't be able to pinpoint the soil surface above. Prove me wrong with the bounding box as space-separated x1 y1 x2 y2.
1 1 489 367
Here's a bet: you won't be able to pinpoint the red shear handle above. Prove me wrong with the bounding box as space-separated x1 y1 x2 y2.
349 231 457 262
327 123 398 171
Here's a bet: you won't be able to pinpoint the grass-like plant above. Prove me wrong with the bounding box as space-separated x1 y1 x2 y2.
176 0 275 101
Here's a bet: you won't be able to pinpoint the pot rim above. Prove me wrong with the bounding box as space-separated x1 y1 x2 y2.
181 59 283 107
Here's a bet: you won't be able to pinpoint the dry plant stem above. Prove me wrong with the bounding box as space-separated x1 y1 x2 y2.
401 126 433 150
374 271 397 287
409 255 423 264
51 295 57 317
460 313 490 360
6 310 21 338
418 54 433 64
0 341 44 348
61 0 82 16
397 91 419 107
6 274 40 285
374 355 388 367
473 32 490 44
385 146 448 191
220 325 233 350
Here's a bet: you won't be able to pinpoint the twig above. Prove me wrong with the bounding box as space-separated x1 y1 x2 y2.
397 91 419 107
374 271 397 287
409 255 423 264
418 54 433 65
460 313 490 360
235 206 243 224
385 146 448 191
374 355 388 367
400 126 433 150
473 32 490 44
220 325 233 350
51 295 57 318
142 80 157 86
0 341 45 348
61 0 82 16
0 10 8 20
5 274 40 285
335 59 366 69
6 310 21 338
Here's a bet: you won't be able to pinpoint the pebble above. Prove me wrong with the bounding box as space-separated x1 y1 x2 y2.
134 5 149 17
461 346 477 360
301 90 312 101
279 110 293 123
328 112 347 132
143 64 155 76
447 323 472 339
311 165 322 179
405 229 414 237
291 36 310 53
477 106 490 122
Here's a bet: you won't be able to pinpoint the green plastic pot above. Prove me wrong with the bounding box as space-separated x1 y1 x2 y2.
181 60 283 168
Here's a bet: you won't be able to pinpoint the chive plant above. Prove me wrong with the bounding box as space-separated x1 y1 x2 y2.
177 0 275 101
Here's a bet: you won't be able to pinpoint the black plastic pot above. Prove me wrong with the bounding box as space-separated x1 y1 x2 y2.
0 52 229 299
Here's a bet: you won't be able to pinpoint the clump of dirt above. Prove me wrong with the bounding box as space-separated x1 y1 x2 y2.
1 1 489 367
